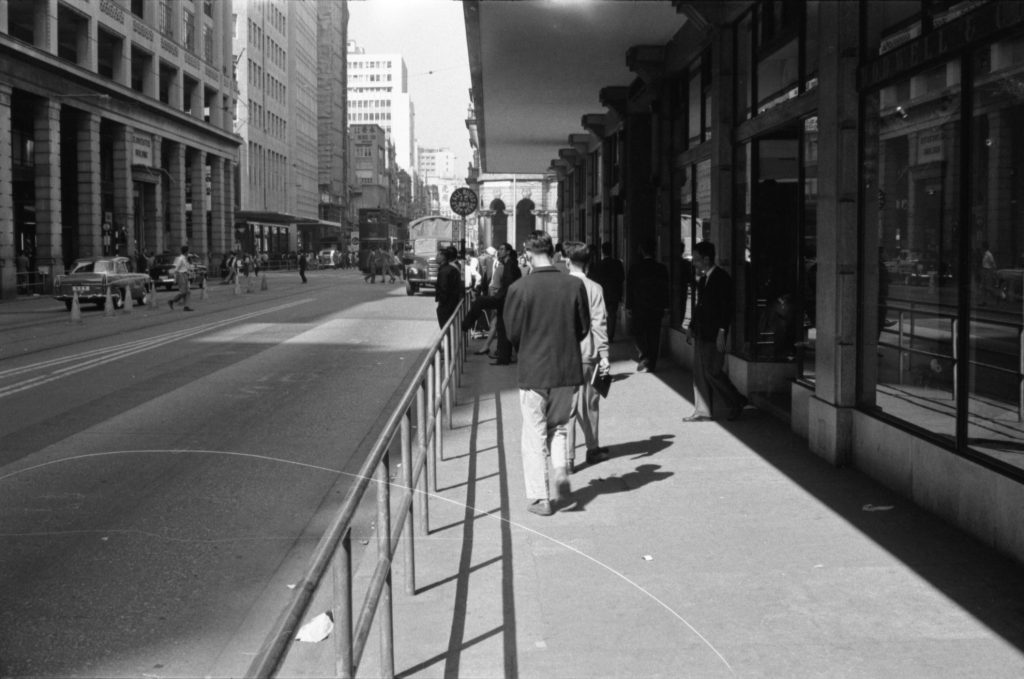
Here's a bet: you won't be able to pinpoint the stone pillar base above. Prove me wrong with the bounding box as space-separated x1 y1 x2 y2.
807 396 853 466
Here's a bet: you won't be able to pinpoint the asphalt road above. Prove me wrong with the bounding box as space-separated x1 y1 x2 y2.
0 270 440 678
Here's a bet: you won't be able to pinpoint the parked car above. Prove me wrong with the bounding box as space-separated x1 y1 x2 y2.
149 253 208 290
318 248 338 268
53 256 151 310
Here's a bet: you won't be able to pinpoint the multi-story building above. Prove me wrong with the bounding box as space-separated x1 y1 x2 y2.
0 0 240 299
234 0 329 257
317 1 350 230
346 41 414 172
417 146 457 185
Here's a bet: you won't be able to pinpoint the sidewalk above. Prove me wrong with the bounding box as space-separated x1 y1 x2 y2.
280 338 1024 678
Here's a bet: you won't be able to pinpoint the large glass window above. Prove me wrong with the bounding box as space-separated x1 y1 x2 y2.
801 116 818 379
967 34 1024 464
862 60 963 446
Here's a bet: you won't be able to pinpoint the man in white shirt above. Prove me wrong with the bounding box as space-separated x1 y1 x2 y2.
168 245 194 311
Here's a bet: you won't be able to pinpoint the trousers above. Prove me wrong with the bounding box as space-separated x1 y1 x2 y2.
518 386 574 501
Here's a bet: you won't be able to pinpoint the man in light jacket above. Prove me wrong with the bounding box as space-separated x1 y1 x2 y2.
562 241 611 472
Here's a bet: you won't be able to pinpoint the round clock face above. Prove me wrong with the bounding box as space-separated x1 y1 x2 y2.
449 187 478 216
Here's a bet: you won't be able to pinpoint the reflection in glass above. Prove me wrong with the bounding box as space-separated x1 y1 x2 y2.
967 37 1024 464
865 61 962 446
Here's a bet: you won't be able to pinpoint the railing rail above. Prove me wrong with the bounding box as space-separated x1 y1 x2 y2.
246 301 467 678
881 298 1023 421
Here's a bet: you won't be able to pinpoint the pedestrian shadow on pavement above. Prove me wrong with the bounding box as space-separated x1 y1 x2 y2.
599 433 675 461
563 463 673 512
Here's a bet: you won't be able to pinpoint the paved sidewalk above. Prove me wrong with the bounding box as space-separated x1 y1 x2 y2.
283 338 1024 678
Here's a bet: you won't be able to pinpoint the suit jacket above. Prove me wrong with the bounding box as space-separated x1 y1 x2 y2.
625 257 669 315
435 262 464 315
691 266 735 343
504 267 590 389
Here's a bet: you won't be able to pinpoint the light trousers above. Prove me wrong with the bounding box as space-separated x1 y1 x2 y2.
567 362 600 457
518 386 575 501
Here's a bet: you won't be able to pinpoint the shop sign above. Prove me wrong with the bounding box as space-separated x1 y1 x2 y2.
917 131 944 164
132 135 152 167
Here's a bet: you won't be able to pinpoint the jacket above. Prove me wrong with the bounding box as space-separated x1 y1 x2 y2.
690 265 735 342
504 267 590 389
571 271 609 364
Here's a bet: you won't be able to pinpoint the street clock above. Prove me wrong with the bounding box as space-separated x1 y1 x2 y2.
449 187 478 217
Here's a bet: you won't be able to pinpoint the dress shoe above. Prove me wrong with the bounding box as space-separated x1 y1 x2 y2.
527 499 553 516
585 447 610 464
682 414 712 423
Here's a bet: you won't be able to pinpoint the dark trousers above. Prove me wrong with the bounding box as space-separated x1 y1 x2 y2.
631 310 663 369
692 338 744 418
299 268 307 283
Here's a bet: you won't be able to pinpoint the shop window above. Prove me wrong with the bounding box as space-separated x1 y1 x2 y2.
800 116 818 380
966 35 1024 463
861 60 962 448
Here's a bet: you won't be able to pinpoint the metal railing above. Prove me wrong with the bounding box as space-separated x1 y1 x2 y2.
246 301 467 678
881 299 1024 422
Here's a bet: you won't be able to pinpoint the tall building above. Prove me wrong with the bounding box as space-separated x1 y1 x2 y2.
234 0 325 256
0 0 240 298
317 1 350 229
417 146 457 185
346 41 414 172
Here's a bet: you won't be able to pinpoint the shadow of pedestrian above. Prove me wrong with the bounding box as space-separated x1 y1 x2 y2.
562 463 673 512
597 434 674 461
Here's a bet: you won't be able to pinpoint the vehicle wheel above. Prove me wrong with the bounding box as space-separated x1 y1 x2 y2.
65 300 73 311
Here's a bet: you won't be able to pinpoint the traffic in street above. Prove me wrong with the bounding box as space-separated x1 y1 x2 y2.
0 269 439 677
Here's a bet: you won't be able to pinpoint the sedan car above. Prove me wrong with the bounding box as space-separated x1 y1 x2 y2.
53 256 152 310
149 253 208 290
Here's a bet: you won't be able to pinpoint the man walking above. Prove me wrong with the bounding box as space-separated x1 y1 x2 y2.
298 251 308 284
684 241 747 421
434 246 464 329
591 241 625 342
625 239 669 372
168 245 194 311
563 241 611 472
504 231 590 516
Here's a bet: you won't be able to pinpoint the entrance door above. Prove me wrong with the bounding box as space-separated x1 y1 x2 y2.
750 134 802 361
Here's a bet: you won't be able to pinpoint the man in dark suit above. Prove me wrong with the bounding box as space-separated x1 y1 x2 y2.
590 241 625 342
434 246 463 329
685 240 747 421
504 231 590 516
625 238 669 372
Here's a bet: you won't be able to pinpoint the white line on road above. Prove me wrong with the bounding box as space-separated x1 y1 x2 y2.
0 299 314 399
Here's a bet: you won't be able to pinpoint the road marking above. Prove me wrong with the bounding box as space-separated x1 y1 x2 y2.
0 299 314 399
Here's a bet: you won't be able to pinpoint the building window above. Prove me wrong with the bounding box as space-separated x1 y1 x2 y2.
183 10 195 51
131 0 144 19
204 0 213 18
203 25 213 62
160 1 174 38
860 21 1024 473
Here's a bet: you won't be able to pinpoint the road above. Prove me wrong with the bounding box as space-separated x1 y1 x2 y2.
0 270 440 678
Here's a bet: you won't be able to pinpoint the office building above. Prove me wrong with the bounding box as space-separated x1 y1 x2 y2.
347 41 415 172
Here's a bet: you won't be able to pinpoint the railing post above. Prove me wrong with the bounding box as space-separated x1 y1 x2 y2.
444 333 454 429
333 531 354 678
434 351 444 461
377 453 395 678
415 385 429 532
898 309 906 384
951 317 959 401
400 411 416 595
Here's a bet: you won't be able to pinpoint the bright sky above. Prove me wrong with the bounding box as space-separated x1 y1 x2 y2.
348 0 473 176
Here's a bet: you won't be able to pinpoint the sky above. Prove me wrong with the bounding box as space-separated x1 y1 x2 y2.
347 0 473 176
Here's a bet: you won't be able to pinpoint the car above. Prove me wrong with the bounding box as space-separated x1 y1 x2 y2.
318 248 338 268
149 253 208 290
53 256 152 310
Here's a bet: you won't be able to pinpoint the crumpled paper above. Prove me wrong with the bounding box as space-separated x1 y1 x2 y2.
295 612 334 643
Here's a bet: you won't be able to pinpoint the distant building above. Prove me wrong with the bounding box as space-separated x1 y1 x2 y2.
347 40 415 172
234 0 350 256
418 147 457 184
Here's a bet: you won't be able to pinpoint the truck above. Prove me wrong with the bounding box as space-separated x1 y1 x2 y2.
403 215 458 296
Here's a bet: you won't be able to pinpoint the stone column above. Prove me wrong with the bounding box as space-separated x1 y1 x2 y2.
112 124 134 258
224 159 236 252
189 148 207 256
166 141 187 248
710 27 736 271
151 136 165 254
34 99 62 271
0 84 13 299
77 111 102 258
808 0 861 465
209 154 226 257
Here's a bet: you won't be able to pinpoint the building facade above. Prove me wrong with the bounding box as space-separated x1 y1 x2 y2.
346 41 415 172
418 146 457 184
472 1 1024 563
0 0 239 298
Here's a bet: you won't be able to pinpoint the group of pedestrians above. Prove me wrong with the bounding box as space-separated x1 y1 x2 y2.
453 231 747 518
